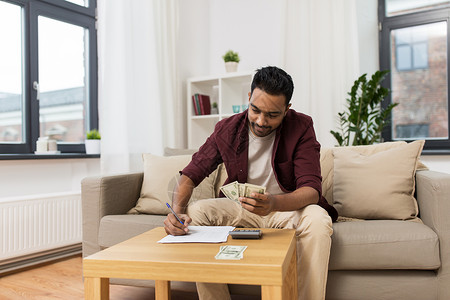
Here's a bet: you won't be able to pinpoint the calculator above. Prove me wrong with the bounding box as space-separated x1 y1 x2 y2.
229 229 263 239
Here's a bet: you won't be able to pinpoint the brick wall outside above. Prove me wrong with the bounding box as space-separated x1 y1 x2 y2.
391 26 448 139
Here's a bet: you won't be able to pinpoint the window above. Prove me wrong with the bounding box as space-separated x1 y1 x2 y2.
0 0 97 155
379 0 450 152
395 26 429 71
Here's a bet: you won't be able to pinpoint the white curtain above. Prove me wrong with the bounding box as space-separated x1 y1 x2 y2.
283 0 360 148
97 0 180 174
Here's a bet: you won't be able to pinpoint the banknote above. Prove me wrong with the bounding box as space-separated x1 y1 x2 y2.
238 183 245 197
221 182 266 202
215 245 247 260
220 181 239 203
243 183 266 198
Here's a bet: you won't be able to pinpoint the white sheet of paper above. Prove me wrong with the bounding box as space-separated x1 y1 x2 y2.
157 226 235 243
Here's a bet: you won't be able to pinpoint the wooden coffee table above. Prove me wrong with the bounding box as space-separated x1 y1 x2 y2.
83 227 297 300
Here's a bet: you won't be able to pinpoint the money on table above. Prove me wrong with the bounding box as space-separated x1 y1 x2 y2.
220 181 266 203
215 245 248 260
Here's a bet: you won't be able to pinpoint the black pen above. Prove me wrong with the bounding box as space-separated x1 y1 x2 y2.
166 202 184 225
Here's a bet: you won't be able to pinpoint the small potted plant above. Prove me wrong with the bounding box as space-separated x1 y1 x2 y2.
85 129 101 154
222 50 240 72
211 102 219 114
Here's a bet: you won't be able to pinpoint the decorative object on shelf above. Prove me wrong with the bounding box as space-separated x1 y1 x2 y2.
330 70 398 146
35 136 60 154
36 137 48 152
222 50 240 73
192 93 211 115
85 129 101 154
242 104 248 111
211 102 219 115
232 105 241 113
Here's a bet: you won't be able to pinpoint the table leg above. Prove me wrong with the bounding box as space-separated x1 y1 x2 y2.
261 246 297 300
261 285 282 300
155 280 171 300
285 246 298 299
84 277 109 300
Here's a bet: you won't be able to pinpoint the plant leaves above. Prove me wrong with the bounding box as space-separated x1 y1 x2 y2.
330 70 396 146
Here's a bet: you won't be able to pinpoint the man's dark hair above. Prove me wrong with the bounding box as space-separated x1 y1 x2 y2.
250 66 294 106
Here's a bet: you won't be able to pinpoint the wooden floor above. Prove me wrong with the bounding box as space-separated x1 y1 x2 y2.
0 255 259 300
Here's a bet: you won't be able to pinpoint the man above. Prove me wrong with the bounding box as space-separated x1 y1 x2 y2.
164 66 337 300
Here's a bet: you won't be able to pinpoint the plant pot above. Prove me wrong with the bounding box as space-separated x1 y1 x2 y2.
225 62 238 73
85 139 101 154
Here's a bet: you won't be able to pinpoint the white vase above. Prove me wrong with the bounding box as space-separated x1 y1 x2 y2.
225 62 238 73
85 139 101 154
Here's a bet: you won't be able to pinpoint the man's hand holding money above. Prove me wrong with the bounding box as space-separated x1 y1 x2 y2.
220 182 274 215
239 192 275 216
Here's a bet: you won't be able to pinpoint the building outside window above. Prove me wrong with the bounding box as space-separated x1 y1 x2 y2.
0 0 97 154
379 0 450 152
395 26 429 71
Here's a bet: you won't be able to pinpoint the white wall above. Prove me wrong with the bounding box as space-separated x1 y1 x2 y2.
208 0 286 75
0 158 100 199
419 155 450 174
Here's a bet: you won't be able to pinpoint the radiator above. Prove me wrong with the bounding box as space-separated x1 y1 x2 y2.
0 192 82 262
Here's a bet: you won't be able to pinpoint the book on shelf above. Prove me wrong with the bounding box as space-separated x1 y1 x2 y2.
192 94 201 115
192 93 211 115
198 94 211 115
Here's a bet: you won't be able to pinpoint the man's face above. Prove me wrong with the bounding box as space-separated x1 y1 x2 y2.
247 88 291 137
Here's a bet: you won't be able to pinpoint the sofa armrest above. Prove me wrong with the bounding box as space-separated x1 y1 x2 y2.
416 169 450 297
416 170 450 235
81 172 144 257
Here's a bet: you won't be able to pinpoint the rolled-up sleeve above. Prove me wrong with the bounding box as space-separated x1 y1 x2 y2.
181 124 224 187
293 119 322 197
280 116 322 197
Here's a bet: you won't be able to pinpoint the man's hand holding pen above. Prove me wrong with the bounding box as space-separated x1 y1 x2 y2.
164 202 191 236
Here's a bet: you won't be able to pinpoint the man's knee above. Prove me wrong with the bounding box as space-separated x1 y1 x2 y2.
297 205 333 237
187 198 241 226
186 200 215 226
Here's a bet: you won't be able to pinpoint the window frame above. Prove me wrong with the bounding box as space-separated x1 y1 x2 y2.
0 0 97 156
379 1 450 153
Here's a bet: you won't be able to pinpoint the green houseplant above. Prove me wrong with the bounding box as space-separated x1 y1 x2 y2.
222 50 240 72
85 129 101 154
86 129 101 140
222 50 240 63
330 70 398 146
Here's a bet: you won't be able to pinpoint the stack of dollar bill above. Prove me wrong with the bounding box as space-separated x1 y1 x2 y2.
220 181 266 204
215 245 248 260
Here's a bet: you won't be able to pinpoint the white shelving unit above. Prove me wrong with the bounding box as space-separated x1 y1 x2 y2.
187 71 254 149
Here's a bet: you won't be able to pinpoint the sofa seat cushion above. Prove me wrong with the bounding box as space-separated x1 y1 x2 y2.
329 220 440 270
98 215 166 248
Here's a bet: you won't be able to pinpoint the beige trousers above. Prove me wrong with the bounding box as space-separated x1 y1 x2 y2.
187 198 333 300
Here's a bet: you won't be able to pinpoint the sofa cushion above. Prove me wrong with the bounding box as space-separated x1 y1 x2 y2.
320 148 334 205
329 220 440 270
128 154 219 215
320 141 428 209
163 147 197 156
98 215 166 248
332 140 424 220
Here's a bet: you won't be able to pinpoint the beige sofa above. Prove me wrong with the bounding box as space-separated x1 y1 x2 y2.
82 143 450 300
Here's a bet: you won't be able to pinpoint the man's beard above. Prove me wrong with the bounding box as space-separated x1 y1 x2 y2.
250 122 273 137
